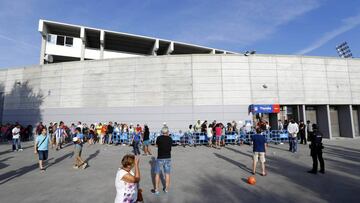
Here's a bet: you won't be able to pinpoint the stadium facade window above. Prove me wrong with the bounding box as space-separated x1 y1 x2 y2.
65 37 73 47
56 36 65 46
47 34 73 47
47 34 57 44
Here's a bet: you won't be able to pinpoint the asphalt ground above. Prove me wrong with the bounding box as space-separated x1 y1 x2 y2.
0 138 359 203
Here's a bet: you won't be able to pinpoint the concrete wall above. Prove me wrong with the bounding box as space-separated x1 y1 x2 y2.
1 54 360 131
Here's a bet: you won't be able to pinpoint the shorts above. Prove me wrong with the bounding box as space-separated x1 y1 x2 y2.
155 159 171 174
56 136 62 145
74 145 82 157
216 136 221 141
253 152 266 163
38 150 48 160
143 140 150 146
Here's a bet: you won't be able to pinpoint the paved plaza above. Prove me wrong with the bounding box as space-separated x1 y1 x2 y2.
1 138 359 203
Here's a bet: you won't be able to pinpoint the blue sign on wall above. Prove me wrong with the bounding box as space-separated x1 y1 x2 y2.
248 104 280 114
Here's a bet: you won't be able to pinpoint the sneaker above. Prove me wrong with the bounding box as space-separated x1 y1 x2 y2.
319 170 325 174
18 149 23 151
82 163 88 169
307 170 317 174
163 188 169 193
151 189 160 195
73 165 79 169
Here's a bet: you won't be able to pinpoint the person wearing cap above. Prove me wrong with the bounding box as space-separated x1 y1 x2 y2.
73 127 87 169
152 126 173 195
308 124 325 174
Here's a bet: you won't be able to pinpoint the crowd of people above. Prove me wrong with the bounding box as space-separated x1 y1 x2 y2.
2 118 325 202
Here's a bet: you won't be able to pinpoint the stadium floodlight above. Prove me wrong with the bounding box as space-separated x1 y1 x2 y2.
336 42 353 58
244 50 256 56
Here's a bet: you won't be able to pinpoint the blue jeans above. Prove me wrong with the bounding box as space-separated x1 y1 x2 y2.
133 140 140 155
291 137 297 152
12 138 22 151
155 159 171 174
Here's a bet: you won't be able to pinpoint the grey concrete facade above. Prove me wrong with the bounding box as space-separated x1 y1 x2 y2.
1 54 360 135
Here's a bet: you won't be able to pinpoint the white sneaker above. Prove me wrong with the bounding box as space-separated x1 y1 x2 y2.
18 149 23 151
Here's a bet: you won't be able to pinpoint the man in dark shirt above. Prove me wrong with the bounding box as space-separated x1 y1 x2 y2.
251 128 267 176
152 126 173 195
106 121 114 145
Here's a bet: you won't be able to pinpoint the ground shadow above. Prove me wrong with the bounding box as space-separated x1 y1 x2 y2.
266 155 360 202
0 144 34 156
0 158 54 185
224 146 253 158
181 173 287 203
0 156 13 170
85 149 100 163
213 152 252 174
47 151 74 168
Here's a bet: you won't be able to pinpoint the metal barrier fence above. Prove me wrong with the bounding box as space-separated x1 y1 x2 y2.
107 130 291 145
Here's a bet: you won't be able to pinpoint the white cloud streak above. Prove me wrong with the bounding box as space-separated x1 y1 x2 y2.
0 34 37 49
173 0 322 48
296 13 360 55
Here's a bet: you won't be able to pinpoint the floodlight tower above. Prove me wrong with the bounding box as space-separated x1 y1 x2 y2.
336 42 353 58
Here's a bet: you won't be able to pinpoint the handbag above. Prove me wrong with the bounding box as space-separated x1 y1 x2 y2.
137 188 143 202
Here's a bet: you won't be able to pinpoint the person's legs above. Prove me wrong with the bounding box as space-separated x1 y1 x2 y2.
165 174 170 191
12 139 16 151
293 138 297 152
311 154 318 173
252 153 258 174
260 153 266 175
153 159 161 194
288 136 292 151
17 139 22 150
163 159 171 192
318 151 325 173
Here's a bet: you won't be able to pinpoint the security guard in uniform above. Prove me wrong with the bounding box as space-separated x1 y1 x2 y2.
308 124 325 174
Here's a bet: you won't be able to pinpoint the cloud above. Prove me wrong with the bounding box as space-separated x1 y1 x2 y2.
0 34 37 49
172 0 321 49
296 13 360 55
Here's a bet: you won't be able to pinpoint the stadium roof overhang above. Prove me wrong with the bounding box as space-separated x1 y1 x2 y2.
39 19 238 56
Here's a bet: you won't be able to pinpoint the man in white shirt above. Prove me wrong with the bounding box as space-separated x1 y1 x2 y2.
287 119 299 153
12 124 23 152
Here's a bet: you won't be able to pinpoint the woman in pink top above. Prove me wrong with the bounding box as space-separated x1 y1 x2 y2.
215 124 222 149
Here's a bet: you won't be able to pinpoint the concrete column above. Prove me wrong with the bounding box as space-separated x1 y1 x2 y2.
100 30 105 59
338 105 355 138
38 20 47 65
80 27 86 61
39 35 46 65
300 105 307 138
316 105 332 139
166 42 174 55
151 39 159 55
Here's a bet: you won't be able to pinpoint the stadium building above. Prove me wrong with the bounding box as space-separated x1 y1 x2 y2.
0 19 360 139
